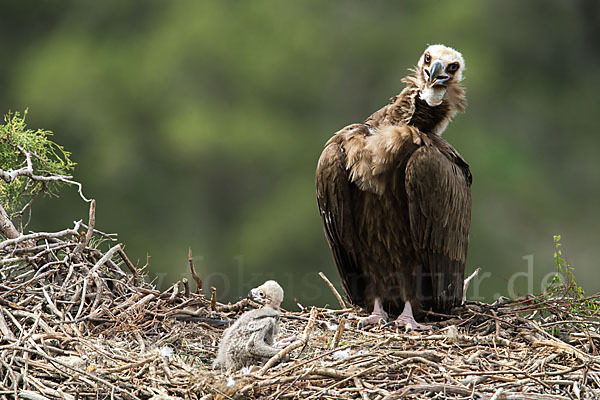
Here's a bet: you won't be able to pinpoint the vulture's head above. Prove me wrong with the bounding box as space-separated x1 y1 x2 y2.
248 280 284 309
416 44 465 107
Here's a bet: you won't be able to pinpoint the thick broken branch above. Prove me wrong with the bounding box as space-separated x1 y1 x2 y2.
188 247 203 294
0 202 20 239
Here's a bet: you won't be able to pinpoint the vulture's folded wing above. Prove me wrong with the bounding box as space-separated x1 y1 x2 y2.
316 132 366 306
405 138 472 311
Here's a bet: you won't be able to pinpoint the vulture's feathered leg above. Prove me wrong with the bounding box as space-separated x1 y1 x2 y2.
356 297 388 329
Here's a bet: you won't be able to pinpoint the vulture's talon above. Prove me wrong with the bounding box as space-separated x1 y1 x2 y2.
393 315 432 332
356 315 387 330
381 321 395 329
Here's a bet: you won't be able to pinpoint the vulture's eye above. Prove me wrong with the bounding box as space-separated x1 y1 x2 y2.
424 53 431 64
447 63 459 73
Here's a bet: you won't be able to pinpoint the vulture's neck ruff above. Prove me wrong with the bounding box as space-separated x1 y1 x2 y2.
366 44 466 137
397 71 465 136
409 94 451 134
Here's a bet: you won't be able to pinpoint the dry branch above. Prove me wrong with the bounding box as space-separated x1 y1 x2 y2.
332 315 346 348
188 247 203 294
73 199 95 259
0 220 82 250
118 247 139 284
462 266 481 303
319 271 346 309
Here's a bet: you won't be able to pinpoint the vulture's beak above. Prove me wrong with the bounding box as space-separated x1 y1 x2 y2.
426 60 449 86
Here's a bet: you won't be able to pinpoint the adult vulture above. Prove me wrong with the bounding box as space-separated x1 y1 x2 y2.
316 45 471 330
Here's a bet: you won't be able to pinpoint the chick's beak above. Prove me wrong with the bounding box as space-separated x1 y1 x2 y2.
425 60 449 86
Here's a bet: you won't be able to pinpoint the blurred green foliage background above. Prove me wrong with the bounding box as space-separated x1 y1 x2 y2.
1 1 598 308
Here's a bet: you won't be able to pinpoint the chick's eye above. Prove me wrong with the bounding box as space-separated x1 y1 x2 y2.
447 63 459 73
424 53 431 64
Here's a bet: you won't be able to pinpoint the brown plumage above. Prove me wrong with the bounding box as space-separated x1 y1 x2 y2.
316 45 471 329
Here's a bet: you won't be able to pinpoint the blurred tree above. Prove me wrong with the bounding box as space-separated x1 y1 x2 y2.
0 0 598 307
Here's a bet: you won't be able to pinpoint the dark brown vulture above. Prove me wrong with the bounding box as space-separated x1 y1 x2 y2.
316 45 471 330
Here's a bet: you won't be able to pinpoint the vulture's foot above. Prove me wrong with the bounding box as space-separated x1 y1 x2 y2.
356 297 388 329
356 313 387 329
386 300 432 332
391 314 432 332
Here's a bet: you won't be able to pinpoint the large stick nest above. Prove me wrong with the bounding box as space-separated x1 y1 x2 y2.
1 223 600 400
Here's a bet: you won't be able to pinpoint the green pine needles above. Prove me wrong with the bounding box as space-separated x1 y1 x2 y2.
539 235 599 333
548 234 585 300
0 110 75 226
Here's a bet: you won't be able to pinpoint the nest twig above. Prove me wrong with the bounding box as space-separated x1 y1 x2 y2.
2 217 600 399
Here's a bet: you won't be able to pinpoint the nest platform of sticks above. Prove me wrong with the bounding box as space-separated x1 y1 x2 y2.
1 219 600 400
